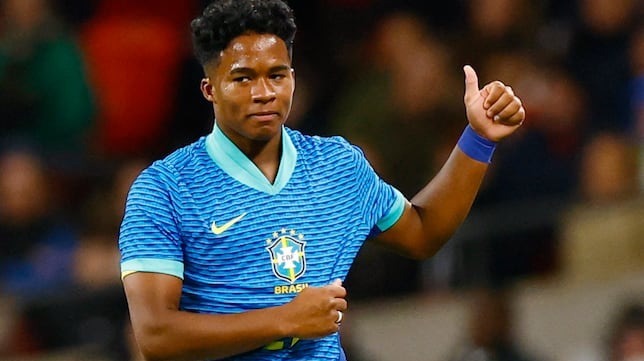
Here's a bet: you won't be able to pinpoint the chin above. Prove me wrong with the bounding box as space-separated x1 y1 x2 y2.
248 124 281 142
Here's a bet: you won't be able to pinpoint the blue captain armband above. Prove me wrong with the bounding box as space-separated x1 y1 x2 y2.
457 125 497 163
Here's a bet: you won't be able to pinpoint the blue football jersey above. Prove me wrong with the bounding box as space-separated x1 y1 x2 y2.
119 124 406 360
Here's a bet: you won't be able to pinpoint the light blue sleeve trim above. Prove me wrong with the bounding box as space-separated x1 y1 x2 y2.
121 258 184 280
376 189 407 232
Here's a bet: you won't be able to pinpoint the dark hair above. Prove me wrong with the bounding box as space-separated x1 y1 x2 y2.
191 0 297 66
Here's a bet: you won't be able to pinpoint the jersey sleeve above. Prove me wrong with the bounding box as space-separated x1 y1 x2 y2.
118 162 184 280
347 142 407 235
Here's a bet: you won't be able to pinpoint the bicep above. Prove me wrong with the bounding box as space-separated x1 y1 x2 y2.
370 202 429 260
371 149 489 260
123 272 183 330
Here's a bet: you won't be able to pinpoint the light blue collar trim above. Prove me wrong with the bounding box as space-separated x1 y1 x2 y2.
205 123 296 195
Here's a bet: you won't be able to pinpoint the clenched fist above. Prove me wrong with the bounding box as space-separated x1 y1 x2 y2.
463 65 526 142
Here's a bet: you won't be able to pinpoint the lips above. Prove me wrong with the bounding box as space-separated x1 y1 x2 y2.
250 111 280 116
249 111 280 121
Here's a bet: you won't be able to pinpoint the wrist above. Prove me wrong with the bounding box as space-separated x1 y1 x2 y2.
457 124 497 163
273 304 294 338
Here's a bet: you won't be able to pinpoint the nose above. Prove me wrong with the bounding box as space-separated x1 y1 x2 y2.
251 77 276 103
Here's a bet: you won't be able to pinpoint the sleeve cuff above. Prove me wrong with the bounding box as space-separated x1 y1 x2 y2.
376 189 406 232
121 258 184 280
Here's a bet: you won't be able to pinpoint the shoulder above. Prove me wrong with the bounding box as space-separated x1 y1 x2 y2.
131 137 208 193
286 127 364 160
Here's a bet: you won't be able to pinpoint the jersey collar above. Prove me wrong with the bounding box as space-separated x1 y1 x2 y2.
205 123 297 195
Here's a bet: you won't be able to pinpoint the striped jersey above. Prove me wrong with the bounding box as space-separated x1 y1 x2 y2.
119 124 406 360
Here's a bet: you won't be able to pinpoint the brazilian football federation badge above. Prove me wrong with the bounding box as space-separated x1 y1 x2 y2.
266 229 307 284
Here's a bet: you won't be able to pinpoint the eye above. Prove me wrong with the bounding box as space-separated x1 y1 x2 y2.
270 73 286 80
233 76 251 83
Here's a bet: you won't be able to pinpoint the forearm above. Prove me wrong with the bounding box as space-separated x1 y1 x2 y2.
396 64 525 258
131 304 290 361
123 272 345 361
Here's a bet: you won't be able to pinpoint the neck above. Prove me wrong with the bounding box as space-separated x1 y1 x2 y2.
231 132 283 184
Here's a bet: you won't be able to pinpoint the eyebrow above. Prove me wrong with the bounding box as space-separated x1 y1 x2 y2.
229 64 291 75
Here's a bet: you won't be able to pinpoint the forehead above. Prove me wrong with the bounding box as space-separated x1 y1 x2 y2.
213 33 291 72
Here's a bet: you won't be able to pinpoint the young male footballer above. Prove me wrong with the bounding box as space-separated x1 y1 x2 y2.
118 0 526 360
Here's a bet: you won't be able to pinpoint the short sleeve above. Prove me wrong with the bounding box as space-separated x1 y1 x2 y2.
118 163 184 279
347 143 407 234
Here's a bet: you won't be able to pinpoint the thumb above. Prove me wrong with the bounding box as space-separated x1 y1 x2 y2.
330 278 342 286
463 65 480 102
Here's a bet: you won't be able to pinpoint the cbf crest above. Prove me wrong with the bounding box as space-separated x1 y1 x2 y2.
266 229 307 284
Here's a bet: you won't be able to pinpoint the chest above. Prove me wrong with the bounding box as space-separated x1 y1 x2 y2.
176 174 367 308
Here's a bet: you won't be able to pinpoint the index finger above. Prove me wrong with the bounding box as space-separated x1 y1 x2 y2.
482 81 507 109
325 283 347 298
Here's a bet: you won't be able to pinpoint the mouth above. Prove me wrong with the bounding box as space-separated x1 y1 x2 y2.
249 111 280 122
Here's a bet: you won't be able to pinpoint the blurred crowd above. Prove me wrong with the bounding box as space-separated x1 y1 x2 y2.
0 0 642 360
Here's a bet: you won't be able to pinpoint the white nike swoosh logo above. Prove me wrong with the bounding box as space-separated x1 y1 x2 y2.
211 213 246 235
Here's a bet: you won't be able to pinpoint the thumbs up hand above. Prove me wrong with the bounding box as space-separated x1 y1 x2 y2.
463 65 525 142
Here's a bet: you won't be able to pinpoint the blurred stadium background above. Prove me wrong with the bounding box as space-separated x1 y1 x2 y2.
0 0 642 360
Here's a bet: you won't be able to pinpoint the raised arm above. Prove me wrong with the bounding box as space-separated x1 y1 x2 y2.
374 65 525 259
123 273 346 361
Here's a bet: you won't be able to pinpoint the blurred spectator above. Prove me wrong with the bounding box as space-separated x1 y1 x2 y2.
629 22 644 190
78 0 193 158
478 62 587 204
578 132 639 204
567 0 638 133
558 131 641 284
74 159 147 289
0 147 77 299
0 0 95 159
450 288 538 361
283 59 328 135
607 303 644 361
0 146 79 355
446 60 588 288
330 11 461 195
456 0 541 66
13 159 145 359
632 22 644 133
329 12 462 298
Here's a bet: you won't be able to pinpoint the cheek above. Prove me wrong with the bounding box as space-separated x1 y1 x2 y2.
221 100 244 118
221 82 236 95
217 85 248 113
280 82 295 106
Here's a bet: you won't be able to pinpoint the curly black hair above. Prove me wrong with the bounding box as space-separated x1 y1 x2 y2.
191 0 297 66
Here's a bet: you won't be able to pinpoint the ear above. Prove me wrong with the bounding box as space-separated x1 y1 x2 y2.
200 78 216 103
291 67 296 92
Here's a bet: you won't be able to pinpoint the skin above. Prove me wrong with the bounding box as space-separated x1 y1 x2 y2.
200 33 295 183
123 32 525 361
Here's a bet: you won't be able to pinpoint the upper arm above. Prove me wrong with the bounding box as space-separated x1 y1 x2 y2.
118 165 186 333
119 164 184 277
123 272 184 330
370 201 431 260
372 147 490 260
